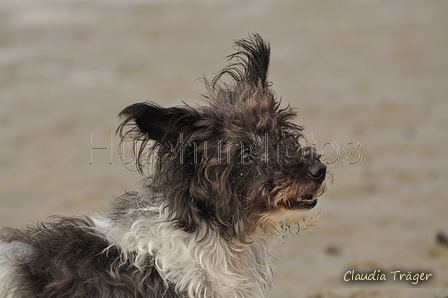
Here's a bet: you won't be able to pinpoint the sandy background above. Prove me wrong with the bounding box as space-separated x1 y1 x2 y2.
1 1 447 297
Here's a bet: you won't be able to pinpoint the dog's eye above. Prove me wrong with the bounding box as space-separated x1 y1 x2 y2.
241 149 252 163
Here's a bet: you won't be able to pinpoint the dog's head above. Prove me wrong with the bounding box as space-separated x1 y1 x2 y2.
118 34 327 241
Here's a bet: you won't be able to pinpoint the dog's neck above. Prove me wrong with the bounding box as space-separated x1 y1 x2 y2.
92 189 283 298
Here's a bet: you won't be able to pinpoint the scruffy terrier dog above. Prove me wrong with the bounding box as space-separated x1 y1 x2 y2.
0 34 327 298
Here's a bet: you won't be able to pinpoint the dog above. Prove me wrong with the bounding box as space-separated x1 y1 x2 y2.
0 34 327 298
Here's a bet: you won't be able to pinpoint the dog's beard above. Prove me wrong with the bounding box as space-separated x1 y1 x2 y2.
258 202 321 232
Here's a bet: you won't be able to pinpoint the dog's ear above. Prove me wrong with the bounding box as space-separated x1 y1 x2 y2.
117 102 200 143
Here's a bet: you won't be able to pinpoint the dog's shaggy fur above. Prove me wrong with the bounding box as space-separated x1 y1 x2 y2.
0 34 327 298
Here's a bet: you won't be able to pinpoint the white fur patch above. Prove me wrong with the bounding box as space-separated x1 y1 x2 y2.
0 241 34 298
91 189 285 298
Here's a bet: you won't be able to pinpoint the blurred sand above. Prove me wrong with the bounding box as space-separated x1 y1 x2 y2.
1 1 448 297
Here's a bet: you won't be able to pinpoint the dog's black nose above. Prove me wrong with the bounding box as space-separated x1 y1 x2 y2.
308 162 327 181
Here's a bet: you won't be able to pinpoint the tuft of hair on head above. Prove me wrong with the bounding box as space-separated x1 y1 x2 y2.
211 33 271 89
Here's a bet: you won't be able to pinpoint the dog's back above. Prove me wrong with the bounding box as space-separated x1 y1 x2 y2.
0 216 177 298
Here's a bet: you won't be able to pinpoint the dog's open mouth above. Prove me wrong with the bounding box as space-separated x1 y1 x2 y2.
283 195 318 210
